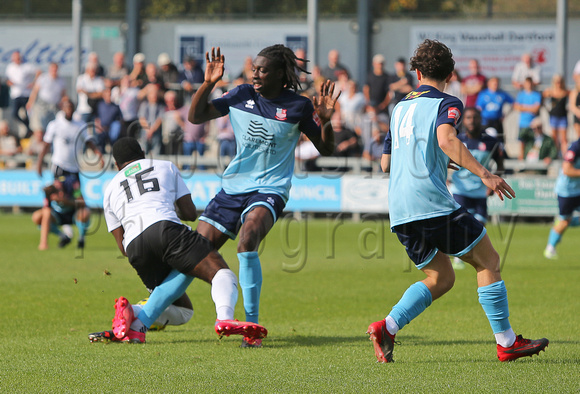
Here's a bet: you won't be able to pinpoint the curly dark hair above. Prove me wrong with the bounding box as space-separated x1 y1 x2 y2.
409 39 455 82
258 44 309 91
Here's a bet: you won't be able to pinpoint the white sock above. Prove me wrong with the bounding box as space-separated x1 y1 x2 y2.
211 269 238 321
129 317 147 333
495 328 516 348
385 315 399 336
155 305 193 326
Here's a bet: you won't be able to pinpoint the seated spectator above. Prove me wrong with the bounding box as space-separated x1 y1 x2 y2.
161 90 184 155
157 53 180 90
234 56 254 86
129 52 147 88
514 77 542 160
95 88 122 152
106 51 129 87
178 102 207 164
138 84 164 155
138 63 164 101
179 56 204 94
332 112 360 158
521 117 558 165
338 79 366 131
0 120 21 168
215 115 236 159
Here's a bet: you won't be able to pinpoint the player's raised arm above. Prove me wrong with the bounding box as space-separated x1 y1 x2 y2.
311 80 341 156
188 47 225 124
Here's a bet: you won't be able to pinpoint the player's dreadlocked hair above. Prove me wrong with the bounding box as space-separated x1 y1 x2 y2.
258 44 309 92
409 39 455 82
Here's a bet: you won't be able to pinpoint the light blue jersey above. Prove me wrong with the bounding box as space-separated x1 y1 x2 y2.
388 85 463 227
555 139 580 197
212 84 321 202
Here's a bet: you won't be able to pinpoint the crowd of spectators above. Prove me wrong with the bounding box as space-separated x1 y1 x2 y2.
2 48 580 173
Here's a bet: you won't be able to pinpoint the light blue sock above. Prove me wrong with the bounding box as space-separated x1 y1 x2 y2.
547 229 562 247
238 251 262 324
138 269 193 328
75 218 90 240
477 280 511 334
388 281 432 331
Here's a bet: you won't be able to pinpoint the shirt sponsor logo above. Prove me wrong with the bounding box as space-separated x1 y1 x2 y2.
275 108 287 121
124 163 142 177
245 99 255 109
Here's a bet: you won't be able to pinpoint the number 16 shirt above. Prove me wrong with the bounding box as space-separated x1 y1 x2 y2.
104 159 191 249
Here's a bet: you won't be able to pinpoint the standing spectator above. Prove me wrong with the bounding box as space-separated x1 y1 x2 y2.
444 69 463 102
76 62 106 122
543 74 569 157
461 59 486 108
234 56 254 86
161 90 184 155
544 135 580 260
294 48 313 95
514 77 542 160
138 63 165 102
138 84 164 155
573 59 580 86
95 88 122 152
571 78 580 140
26 62 67 137
87 52 106 77
106 52 129 87
475 76 514 143
5 50 39 138
338 79 366 131
512 53 541 90
129 53 147 88
363 54 390 116
388 57 414 111
521 117 558 165
112 75 142 138
179 56 204 94
179 105 208 168
157 53 180 90
215 114 236 158
321 49 350 82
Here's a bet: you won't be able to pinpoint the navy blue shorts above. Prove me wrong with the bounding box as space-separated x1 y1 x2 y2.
557 195 580 217
392 207 486 269
51 209 75 226
199 189 286 239
453 194 488 224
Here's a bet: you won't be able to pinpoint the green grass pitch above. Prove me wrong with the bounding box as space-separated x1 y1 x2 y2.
1 212 578 392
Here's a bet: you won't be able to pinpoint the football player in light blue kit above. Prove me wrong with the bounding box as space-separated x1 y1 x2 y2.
368 39 548 363
544 137 580 259
189 46 340 347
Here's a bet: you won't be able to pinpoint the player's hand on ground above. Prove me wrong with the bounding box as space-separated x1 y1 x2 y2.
313 80 341 120
482 174 515 201
204 47 225 84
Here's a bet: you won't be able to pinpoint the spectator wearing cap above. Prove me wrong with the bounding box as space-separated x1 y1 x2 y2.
363 54 390 115
157 53 180 91
129 53 147 88
179 56 204 94
522 117 558 165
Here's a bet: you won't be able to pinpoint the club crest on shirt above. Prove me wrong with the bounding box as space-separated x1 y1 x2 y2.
448 107 461 124
275 108 287 121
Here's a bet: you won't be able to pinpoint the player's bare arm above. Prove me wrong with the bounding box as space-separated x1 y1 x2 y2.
563 161 580 177
111 226 126 256
188 47 225 124
311 80 341 156
175 194 198 222
380 153 391 173
437 123 515 201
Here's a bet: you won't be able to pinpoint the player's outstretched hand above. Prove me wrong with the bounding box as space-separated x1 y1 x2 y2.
313 80 341 121
482 174 516 201
204 47 225 84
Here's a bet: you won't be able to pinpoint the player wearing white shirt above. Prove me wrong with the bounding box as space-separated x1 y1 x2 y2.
90 137 268 344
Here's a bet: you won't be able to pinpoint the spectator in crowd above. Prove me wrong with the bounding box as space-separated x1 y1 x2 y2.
475 76 514 143
26 62 67 138
179 56 204 94
569 76 580 141
112 75 142 138
461 59 486 108
161 90 184 155
5 50 39 139
95 88 122 152
338 79 366 131
443 69 463 102
76 62 106 122
178 98 207 165
321 49 350 82
138 84 164 155
234 56 254 86
543 74 570 157
363 54 391 116
521 117 558 165
129 52 147 88
294 48 313 95
215 114 236 159
361 122 387 167
544 133 580 260
157 53 180 90
138 63 165 101
514 77 542 160
87 51 106 77
0 120 22 166
295 133 321 172
332 112 360 158
512 53 541 90
106 52 129 87
573 59 580 86
0 77 10 121
388 57 414 111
